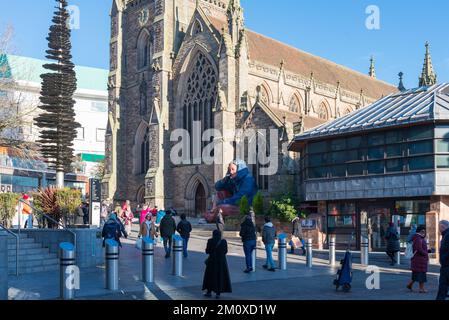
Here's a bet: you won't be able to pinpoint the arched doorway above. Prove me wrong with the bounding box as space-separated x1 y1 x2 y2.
195 183 206 217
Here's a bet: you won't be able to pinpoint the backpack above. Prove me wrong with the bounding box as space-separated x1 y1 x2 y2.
104 222 117 240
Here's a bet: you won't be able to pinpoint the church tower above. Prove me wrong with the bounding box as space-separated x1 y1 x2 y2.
419 42 437 87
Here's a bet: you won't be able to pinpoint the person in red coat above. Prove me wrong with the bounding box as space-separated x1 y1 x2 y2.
407 226 430 293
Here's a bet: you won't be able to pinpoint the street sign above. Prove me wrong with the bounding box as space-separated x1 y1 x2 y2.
89 178 101 227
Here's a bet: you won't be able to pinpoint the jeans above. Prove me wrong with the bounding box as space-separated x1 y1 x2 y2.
182 236 189 257
436 267 449 300
163 236 173 256
243 240 256 269
265 242 275 269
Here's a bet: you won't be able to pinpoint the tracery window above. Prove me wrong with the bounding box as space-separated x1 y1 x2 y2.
318 102 329 120
193 20 203 35
289 95 301 113
140 127 150 174
137 30 152 69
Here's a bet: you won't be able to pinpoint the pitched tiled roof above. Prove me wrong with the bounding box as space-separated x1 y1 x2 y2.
205 16 397 99
269 108 327 131
292 83 449 143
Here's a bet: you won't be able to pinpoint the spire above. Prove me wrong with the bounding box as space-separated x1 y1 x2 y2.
398 72 406 92
369 56 376 78
227 0 244 47
419 42 437 87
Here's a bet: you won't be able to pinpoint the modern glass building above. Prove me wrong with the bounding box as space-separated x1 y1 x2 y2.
289 83 449 252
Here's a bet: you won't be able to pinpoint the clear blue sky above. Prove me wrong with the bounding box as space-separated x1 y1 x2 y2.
1 0 448 88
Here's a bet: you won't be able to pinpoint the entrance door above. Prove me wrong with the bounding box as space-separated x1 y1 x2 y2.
364 206 391 251
195 183 206 217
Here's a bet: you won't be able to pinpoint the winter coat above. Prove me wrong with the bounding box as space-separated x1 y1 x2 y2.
139 220 157 240
385 226 400 253
177 220 192 238
440 229 449 268
75 207 85 225
239 217 256 242
262 222 276 245
101 218 127 247
216 213 225 234
292 217 303 238
159 215 176 238
411 234 429 273
139 208 150 225
215 160 257 206
202 238 232 294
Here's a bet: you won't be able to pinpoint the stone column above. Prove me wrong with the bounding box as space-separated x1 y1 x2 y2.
426 211 440 263
0 233 8 300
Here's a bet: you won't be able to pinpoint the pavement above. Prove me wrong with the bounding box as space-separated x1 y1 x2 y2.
6 221 444 300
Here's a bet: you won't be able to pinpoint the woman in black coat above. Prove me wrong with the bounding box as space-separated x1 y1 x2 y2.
202 230 232 299
385 222 400 265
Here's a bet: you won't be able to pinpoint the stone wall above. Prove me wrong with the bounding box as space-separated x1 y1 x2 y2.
20 229 103 268
0 233 7 300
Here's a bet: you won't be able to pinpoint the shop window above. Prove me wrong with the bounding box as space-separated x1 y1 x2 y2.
347 162 365 176
367 132 384 146
386 159 403 173
367 160 384 174
408 140 433 155
368 147 384 160
408 156 434 171
386 144 403 158
436 155 449 168
408 126 433 141
436 140 449 153
308 141 327 154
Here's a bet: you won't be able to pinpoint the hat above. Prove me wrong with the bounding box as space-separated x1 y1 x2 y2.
416 225 426 233
23 194 29 200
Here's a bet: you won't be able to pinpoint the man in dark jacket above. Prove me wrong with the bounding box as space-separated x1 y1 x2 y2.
262 216 276 272
436 220 449 300
176 214 192 258
160 212 176 258
385 222 400 265
240 214 257 273
101 213 127 247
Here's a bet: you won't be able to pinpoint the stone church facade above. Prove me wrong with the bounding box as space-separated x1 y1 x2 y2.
103 0 398 215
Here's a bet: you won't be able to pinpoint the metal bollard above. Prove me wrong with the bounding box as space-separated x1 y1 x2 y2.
251 247 256 273
360 236 369 266
278 234 287 270
172 235 183 276
105 239 119 291
395 250 401 266
329 234 336 266
306 238 313 268
142 237 154 283
59 242 76 300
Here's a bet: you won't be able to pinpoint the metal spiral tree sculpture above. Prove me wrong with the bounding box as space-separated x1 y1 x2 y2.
35 0 79 188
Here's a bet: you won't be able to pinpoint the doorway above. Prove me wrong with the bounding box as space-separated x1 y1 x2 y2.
194 183 206 217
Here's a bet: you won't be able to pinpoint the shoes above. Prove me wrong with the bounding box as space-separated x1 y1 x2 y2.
244 268 253 273
268 268 276 272
262 264 268 269
419 289 428 293
406 284 413 292
204 292 212 298
165 254 170 259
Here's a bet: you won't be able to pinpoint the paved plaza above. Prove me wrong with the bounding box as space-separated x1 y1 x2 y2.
6 220 444 301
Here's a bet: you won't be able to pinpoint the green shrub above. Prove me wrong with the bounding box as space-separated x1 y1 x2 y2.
0 193 20 227
56 188 82 225
252 191 264 216
238 195 250 216
268 193 299 223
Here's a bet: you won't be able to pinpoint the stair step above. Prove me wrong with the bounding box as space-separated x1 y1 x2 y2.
7 238 35 245
8 264 59 275
8 258 58 269
8 242 42 250
8 247 50 256
8 252 57 262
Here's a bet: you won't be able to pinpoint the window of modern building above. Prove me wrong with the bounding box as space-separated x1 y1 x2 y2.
367 160 384 174
91 101 108 113
386 159 403 173
408 140 433 155
96 128 106 142
76 127 84 140
436 155 449 168
347 162 365 176
408 155 434 171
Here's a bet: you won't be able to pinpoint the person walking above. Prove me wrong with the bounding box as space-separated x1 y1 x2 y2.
406 226 430 293
291 214 306 255
75 202 85 225
436 220 449 300
202 230 232 299
239 214 256 273
139 204 150 225
177 214 192 258
139 213 157 240
100 201 109 228
385 222 400 265
160 211 176 258
216 209 225 234
121 205 134 237
101 209 128 247
21 194 33 229
82 202 89 225
262 216 276 272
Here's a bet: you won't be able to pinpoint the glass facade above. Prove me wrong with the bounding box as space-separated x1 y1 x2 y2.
304 125 436 180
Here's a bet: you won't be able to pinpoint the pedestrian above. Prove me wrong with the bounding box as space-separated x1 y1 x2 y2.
160 210 176 258
139 213 157 240
121 201 134 237
82 202 89 225
436 220 449 300
385 222 400 265
75 202 85 225
216 209 225 234
291 214 306 255
101 209 128 247
100 201 109 228
407 226 430 293
21 194 33 229
177 214 192 258
139 204 150 225
151 205 158 217
262 216 276 272
202 230 232 299
239 213 256 273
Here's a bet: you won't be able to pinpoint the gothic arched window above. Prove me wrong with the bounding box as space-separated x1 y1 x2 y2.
343 106 353 115
193 20 203 35
258 85 270 105
289 95 301 113
140 127 150 174
139 80 148 116
318 102 329 120
182 52 217 160
137 30 152 69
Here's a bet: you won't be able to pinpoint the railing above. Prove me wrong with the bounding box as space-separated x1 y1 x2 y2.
0 223 19 276
18 199 77 250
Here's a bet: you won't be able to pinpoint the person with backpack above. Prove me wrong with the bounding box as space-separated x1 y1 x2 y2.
407 226 430 293
160 211 176 258
176 214 192 258
239 214 256 273
436 220 449 300
385 222 400 265
262 216 276 272
101 209 128 247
